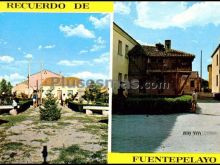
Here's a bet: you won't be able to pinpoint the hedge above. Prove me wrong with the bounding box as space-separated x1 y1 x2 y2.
17 100 33 113
214 93 220 100
112 95 192 114
68 102 85 112
68 101 108 113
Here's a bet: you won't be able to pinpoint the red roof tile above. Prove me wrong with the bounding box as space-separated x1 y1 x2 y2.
142 45 195 58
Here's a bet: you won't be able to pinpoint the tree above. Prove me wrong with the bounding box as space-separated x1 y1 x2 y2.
40 90 61 121
0 79 13 105
82 81 109 105
0 79 12 97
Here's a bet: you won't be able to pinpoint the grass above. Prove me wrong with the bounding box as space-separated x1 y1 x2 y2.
7 131 21 136
32 123 60 130
62 115 96 123
0 114 28 128
43 130 56 136
0 107 108 164
101 133 108 140
57 121 72 127
52 145 89 164
2 142 24 150
52 144 106 164
31 138 49 144
79 123 107 135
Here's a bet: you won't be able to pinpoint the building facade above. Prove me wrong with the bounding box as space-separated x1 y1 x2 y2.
128 42 200 95
12 70 62 97
207 64 212 90
41 77 81 100
211 44 220 94
113 23 200 96
113 22 139 94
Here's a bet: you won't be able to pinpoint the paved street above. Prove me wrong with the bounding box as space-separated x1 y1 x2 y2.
112 99 220 152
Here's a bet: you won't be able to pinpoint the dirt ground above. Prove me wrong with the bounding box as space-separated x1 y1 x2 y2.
0 106 108 164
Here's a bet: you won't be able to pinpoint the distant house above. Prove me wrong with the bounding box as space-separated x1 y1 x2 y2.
128 41 200 95
12 80 29 96
41 77 82 100
12 69 62 97
210 44 220 94
181 71 200 94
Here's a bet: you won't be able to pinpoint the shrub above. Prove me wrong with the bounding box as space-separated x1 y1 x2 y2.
113 95 192 114
68 102 85 112
68 101 108 113
40 90 61 121
82 81 109 105
17 100 33 113
214 93 220 100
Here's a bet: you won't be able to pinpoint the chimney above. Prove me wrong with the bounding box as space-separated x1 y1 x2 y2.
165 40 171 50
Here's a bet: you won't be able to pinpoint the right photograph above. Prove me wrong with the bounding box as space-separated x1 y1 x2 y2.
111 1 220 153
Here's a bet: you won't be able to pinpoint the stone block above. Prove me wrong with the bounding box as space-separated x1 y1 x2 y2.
86 109 93 115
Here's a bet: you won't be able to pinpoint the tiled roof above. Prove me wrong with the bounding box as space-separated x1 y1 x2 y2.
15 80 28 86
30 69 62 77
42 77 80 86
142 45 195 58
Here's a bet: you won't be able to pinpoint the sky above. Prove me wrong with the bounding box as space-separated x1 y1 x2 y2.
114 1 220 80
0 13 110 85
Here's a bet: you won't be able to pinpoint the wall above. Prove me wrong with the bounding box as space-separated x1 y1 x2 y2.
29 70 62 91
12 70 62 97
113 24 138 94
212 49 220 93
42 86 79 99
208 65 212 89
181 72 200 94
12 83 29 95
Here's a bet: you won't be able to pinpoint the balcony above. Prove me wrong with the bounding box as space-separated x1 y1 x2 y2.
146 64 192 73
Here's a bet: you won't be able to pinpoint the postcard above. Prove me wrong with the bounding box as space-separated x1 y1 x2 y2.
1 1 220 164
0 1 112 164
110 1 220 164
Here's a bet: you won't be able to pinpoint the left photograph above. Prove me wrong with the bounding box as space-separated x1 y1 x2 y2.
0 13 110 164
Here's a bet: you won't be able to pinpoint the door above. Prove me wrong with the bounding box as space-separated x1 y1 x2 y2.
57 90 62 100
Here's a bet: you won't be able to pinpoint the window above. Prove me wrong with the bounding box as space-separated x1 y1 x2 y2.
118 73 122 82
118 40 122 55
125 45 129 58
124 74 128 81
217 75 219 86
217 54 219 66
190 80 195 88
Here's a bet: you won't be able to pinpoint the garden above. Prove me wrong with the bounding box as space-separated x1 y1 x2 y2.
67 82 109 114
0 80 108 164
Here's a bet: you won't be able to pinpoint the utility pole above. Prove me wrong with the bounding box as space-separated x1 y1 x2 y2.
200 50 202 92
27 59 31 98
40 62 43 105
